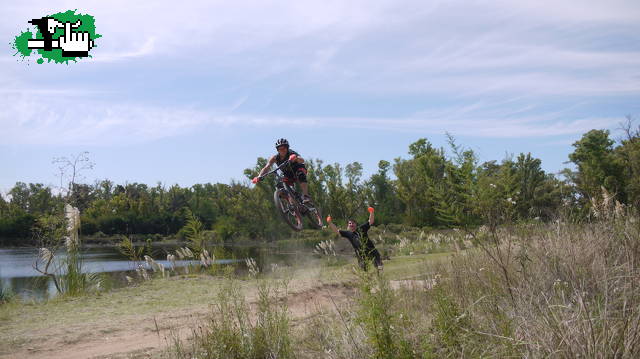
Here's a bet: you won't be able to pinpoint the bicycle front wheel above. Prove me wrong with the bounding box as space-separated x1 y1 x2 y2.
273 189 303 231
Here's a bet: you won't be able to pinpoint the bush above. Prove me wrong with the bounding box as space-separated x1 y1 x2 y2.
0 212 36 239
355 271 415 359
170 277 293 359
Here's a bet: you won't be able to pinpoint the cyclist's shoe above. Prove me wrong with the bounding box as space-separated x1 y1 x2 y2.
302 195 313 204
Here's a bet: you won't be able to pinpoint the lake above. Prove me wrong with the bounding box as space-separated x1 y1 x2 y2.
0 241 315 301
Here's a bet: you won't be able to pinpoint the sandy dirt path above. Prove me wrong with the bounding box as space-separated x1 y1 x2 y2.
1 281 357 359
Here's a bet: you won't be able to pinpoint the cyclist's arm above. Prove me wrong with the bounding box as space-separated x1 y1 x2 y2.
258 156 277 177
289 150 304 164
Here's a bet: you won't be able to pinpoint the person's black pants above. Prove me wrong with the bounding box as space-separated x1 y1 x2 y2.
348 238 382 271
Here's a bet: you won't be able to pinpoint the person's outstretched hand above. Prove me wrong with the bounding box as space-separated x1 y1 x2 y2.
367 206 375 213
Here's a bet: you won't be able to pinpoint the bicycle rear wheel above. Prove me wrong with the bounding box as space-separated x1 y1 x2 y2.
305 204 323 229
273 189 303 231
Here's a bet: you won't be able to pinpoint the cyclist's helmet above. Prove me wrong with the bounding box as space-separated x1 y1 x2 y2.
275 138 289 149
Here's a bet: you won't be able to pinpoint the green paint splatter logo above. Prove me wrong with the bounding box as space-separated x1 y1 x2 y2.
11 10 101 64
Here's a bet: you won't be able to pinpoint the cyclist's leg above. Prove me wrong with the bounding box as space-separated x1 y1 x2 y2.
293 165 312 202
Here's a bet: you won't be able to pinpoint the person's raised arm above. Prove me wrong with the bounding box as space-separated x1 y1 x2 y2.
326 215 341 236
368 206 375 225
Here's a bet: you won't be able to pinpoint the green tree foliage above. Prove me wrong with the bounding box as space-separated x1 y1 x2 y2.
2 127 636 245
569 129 624 202
616 117 640 208
366 160 402 224
394 139 445 226
432 136 478 227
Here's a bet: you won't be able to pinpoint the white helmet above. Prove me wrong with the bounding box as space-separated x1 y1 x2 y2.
275 138 289 148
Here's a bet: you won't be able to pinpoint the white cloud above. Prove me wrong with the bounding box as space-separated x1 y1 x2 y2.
0 95 209 145
0 89 622 146
494 0 640 23
91 37 156 62
270 115 618 138
2 0 638 145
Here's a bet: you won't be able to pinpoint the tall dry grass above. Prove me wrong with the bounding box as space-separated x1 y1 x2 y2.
296 207 640 357
432 206 640 357
168 203 639 358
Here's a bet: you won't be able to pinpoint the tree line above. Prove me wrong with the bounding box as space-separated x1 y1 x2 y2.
1 124 638 245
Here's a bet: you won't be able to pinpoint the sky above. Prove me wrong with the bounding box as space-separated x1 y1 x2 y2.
2 0 639 195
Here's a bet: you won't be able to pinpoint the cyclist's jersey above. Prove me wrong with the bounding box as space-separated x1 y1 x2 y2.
274 149 300 167
274 149 297 176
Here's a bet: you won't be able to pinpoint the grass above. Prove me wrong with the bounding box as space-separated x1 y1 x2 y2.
1 218 457 357
0 251 444 339
170 275 294 358
14 211 636 358
164 211 640 358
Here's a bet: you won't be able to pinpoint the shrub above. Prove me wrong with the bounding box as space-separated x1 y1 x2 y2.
171 277 293 359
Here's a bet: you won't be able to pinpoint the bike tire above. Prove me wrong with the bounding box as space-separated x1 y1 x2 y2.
305 204 324 229
273 189 303 231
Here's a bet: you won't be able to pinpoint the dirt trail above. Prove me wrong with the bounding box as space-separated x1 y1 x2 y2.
1 281 357 359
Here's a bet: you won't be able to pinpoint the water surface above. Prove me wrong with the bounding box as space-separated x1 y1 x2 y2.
0 242 311 301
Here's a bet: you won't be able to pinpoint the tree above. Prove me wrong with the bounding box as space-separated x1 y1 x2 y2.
394 139 446 226
52 151 95 198
432 135 479 227
27 183 58 215
0 193 7 216
616 116 640 207
569 130 624 203
474 157 519 229
8 182 30 212
512 153 546 218
344 162 365 219
367 160 401 224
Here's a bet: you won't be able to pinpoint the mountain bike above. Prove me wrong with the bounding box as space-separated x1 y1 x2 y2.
254 160 324 231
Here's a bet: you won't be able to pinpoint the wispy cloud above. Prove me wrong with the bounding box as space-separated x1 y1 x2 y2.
0 89 622 146
2 0 638 145
0 95 210 145
91 37 156 62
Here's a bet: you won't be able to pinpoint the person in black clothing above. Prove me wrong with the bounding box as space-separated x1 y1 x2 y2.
326 207 383 271
253 138 312 203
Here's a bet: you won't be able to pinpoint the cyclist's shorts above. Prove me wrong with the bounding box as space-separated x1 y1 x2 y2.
285 164 308 183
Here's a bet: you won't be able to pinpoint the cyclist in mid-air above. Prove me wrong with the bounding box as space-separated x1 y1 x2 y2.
253 138 313 204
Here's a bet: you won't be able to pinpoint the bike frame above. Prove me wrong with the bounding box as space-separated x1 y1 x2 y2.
263 160 305 209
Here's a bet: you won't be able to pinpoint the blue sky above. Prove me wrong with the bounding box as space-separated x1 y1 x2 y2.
2 0 639 195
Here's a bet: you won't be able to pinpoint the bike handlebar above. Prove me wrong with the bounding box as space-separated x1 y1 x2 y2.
262 159 292 178
252 160 292 184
